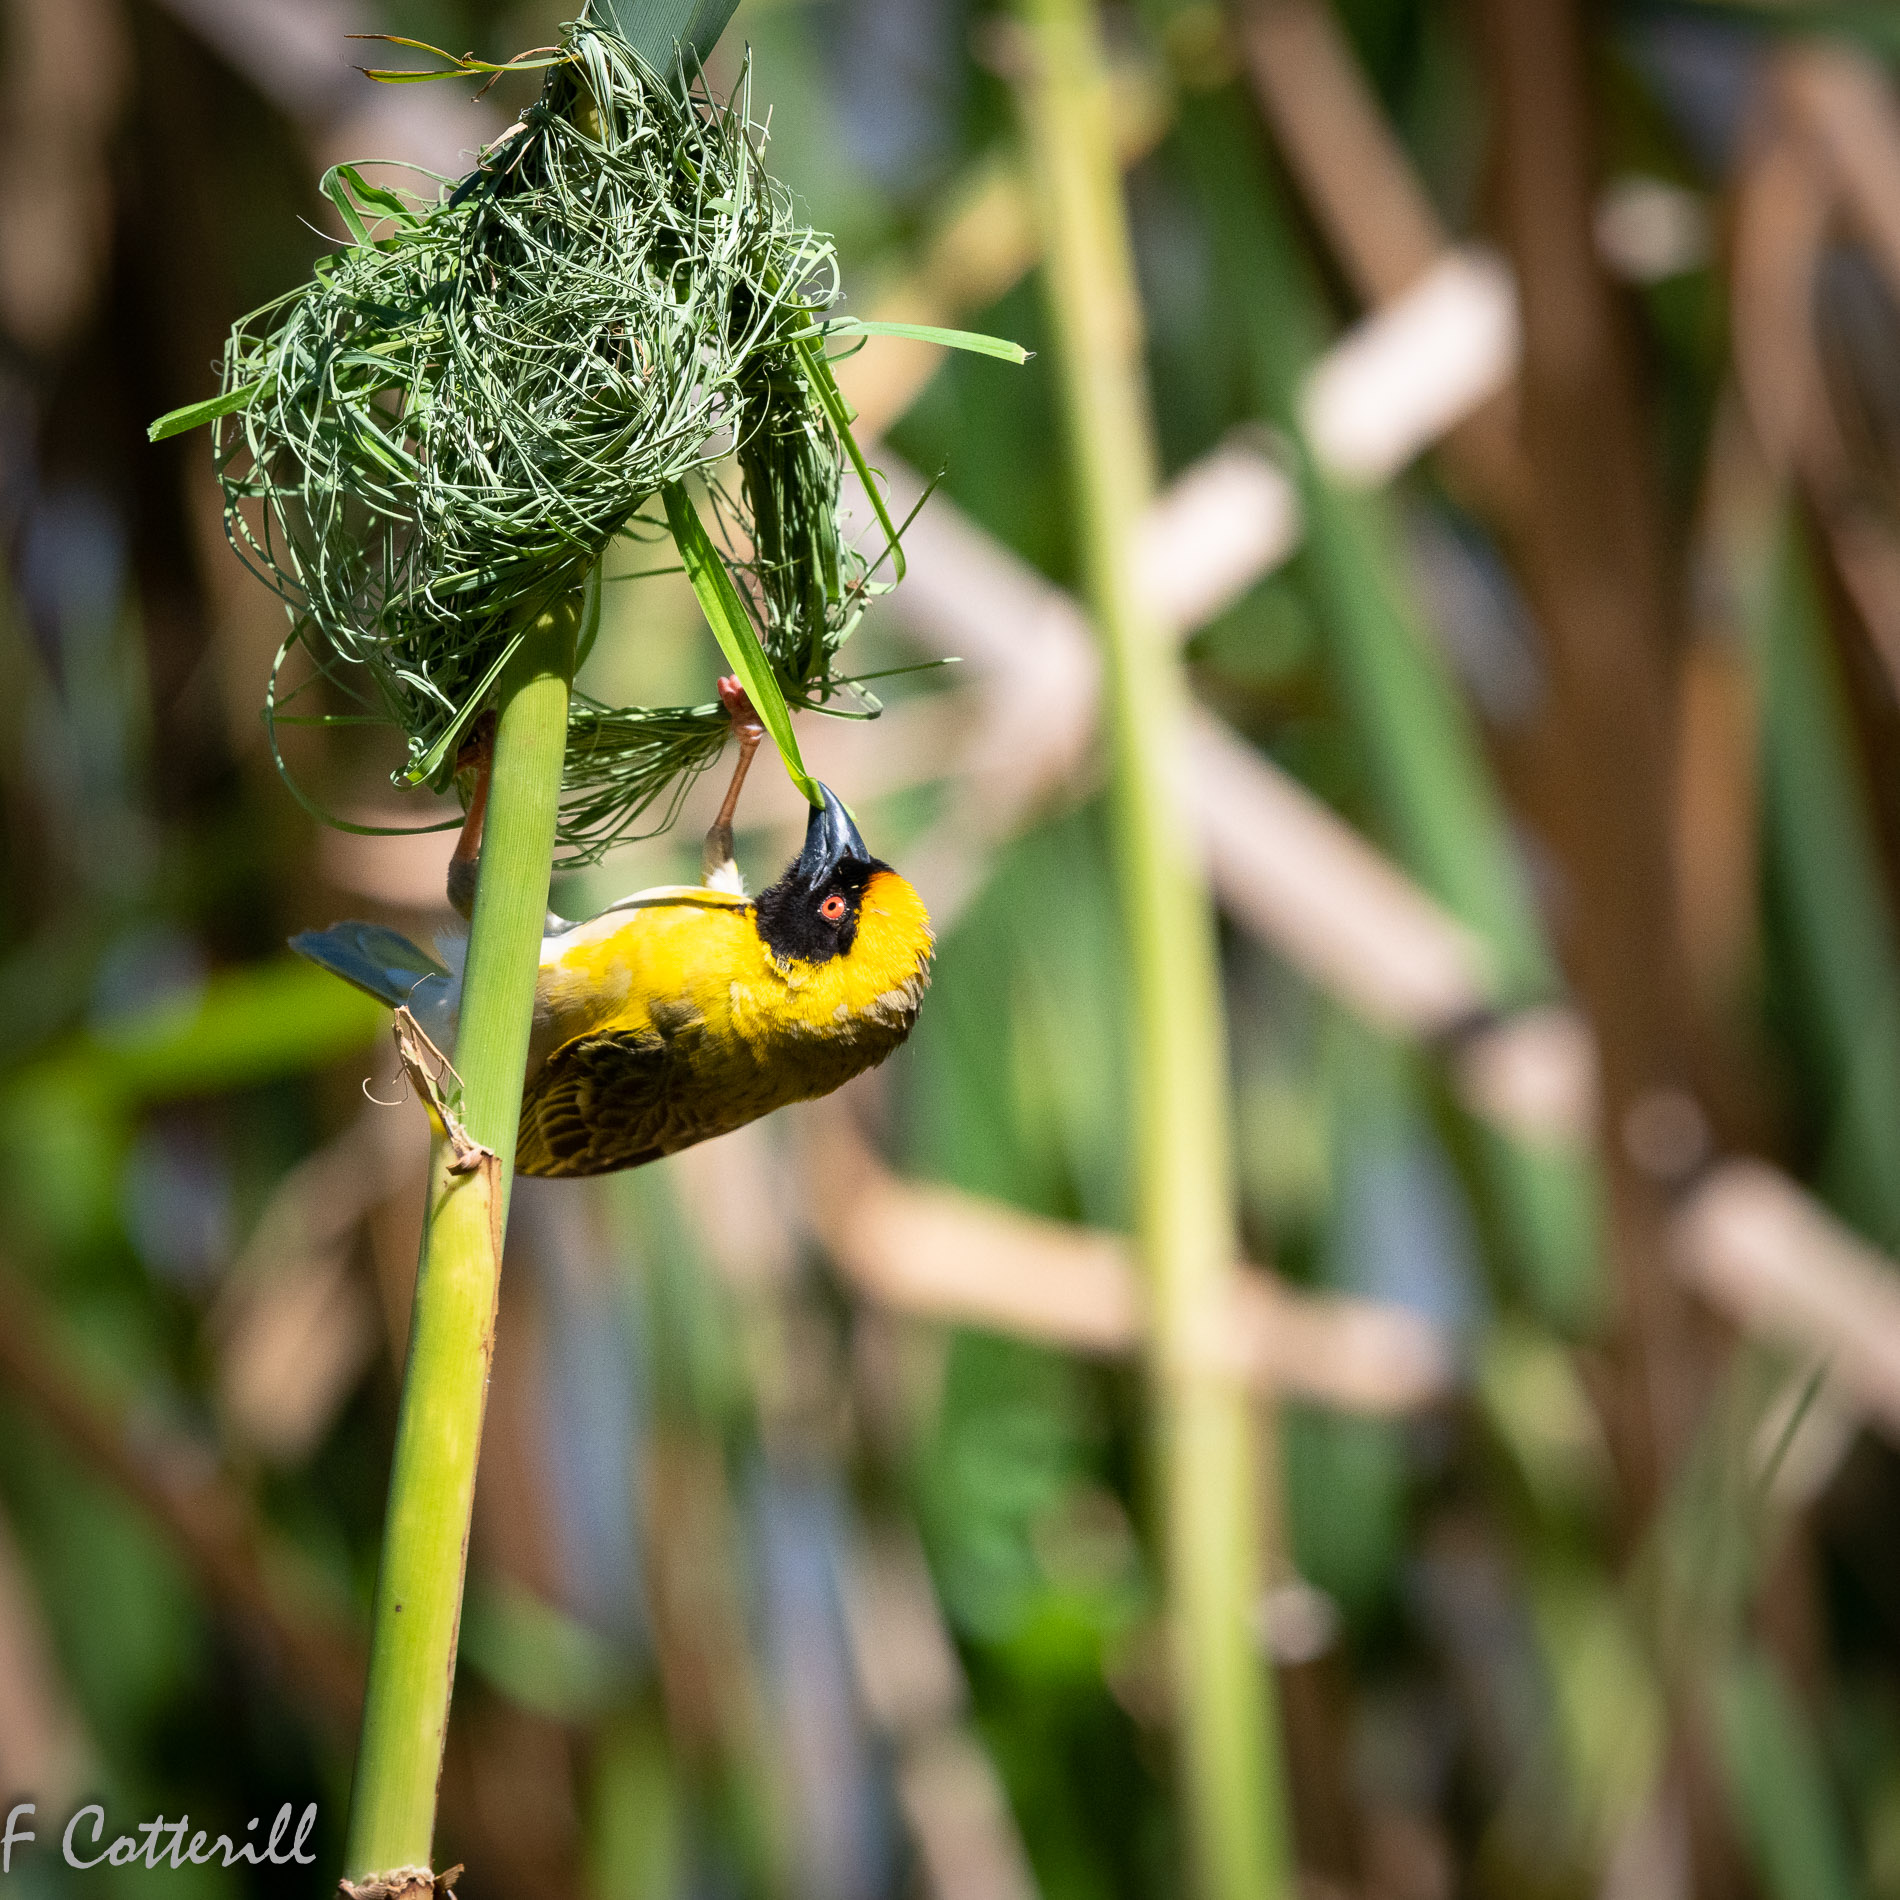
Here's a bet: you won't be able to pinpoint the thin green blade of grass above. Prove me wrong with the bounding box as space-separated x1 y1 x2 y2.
1713 1647 1862 1900
147 378 268 441
1752 517 1900 1251
812 318 1032 363
1179 94 1602 1330
793 336 909 586
1179 100 1548 994
663 482 821 806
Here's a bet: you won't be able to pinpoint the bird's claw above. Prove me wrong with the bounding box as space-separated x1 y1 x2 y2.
716 674 766 741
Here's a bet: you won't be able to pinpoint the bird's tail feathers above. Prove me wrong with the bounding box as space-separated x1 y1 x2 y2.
290 922 460 1046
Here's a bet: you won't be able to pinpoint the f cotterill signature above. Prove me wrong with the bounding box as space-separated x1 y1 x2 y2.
3 1802 318 1871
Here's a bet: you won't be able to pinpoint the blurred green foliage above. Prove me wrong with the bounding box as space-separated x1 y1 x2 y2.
6 0 1900 1897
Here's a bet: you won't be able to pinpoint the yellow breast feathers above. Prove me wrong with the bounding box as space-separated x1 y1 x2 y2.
529 885 755 1063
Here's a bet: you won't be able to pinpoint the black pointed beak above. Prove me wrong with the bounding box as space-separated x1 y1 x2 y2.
794 783 870 883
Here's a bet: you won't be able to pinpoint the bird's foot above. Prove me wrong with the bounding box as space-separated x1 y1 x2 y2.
702 676 766 892
446 712 496 920
716 674 766 741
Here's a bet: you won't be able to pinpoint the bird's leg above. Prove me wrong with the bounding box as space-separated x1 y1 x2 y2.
446 712 496 921
702 675 765 892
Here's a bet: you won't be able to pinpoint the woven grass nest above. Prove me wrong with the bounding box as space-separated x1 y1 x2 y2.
194 17 901 863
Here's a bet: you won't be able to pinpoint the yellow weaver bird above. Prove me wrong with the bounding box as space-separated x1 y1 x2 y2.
292 687 933 1177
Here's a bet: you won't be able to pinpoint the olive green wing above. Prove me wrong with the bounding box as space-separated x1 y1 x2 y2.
517 1031 673 1178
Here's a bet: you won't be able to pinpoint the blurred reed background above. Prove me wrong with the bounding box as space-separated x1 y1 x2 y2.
6 0 1900 1896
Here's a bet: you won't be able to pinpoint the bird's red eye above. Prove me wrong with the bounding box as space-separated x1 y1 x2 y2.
819 893 847 922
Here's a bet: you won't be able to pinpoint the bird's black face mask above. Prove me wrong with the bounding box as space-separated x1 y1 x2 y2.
755 784 889 965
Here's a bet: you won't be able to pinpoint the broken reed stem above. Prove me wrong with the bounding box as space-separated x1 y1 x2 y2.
1014 2 1295 1896
342 595 578 1884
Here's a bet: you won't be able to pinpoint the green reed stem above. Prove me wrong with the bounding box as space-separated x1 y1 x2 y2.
342 596 577 1883
1015 4 1293 1895
1753 516 1900 1251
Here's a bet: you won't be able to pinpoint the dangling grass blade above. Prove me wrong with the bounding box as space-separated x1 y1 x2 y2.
332 164 425 229
603 563 687 582
784 654 966 719
789 318 1024 589
794 336 907 585
814 655 963 687
262 629 464 836
1752 1362 1830 1507
663 481 822 806
572 556 605 673
401 632 530 787
808 317 1031 364
322 166 377 247
148 377 270 441
345 34 567 84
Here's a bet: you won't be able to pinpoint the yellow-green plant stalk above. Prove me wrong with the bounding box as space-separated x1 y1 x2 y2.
1014 2 1294 1894
342 599 576 1888
141 1 945 1882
